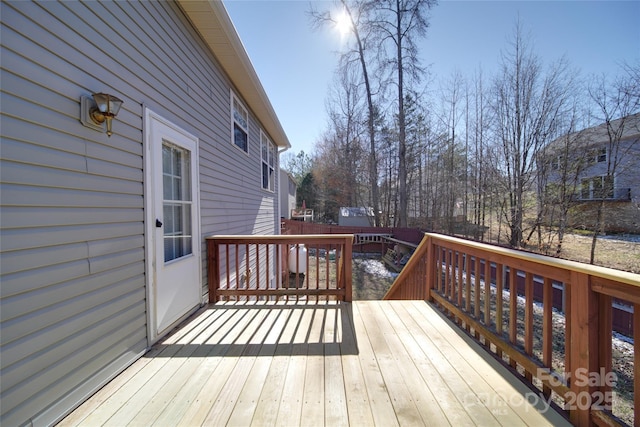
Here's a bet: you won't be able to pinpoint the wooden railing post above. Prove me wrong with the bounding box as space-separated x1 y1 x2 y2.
208 239 219 303
635 302 639 426
343 236 352 302
568 271 599 426
424 235 433 301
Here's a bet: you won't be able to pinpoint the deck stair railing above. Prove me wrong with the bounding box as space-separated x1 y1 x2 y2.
384 232 639 427
206 234 353 303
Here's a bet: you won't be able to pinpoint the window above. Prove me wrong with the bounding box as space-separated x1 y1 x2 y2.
580 175 614 200
261 131 276 191
231 92 248 152
162 143 193 262
587 147 607 164
550 155 564 170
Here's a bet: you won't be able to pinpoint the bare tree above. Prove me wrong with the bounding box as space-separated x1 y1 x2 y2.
309 0 385 225
378 124 399 225
492 20 571 248
470 68 491 240
587 69 640 263
328 66 367 207
536 101 589 256
281 150 314 185
436 70 466 233
371 0 436 227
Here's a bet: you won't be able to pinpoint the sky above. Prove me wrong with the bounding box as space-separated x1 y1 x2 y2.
223 0 640 156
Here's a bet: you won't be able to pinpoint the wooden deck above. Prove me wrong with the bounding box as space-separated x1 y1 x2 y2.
59 300 570 426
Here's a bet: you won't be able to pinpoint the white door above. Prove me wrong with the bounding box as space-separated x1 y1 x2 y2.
145 110 201 341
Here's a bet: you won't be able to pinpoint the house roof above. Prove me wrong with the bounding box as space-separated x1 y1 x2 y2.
547 112 640 151
177 0 291 150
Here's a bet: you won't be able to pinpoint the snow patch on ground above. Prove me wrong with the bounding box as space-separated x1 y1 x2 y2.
598 234 640 243
354 257 399 279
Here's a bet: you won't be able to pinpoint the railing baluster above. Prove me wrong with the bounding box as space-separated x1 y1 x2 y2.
448 250 453 301
315 244 320 296
227 244 231 300
245 244 250 300
564 282 571 388
276 242 281 290
457 251 463 307
284 243 290 295
325 244 330 300
509 266 517 369
265 243 270 296
524 272 533 381
474 257 481 330
542 277 552 398
598 294 612 410
495 263 503 358
484 258 491 327
465 253 471 316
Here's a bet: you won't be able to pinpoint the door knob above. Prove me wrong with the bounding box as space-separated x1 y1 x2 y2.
156 219 163 228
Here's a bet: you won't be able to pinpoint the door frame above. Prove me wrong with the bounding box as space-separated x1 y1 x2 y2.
144 107 202 345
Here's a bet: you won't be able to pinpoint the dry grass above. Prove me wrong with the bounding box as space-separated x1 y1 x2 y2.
549 233 640 274
482 224 640 273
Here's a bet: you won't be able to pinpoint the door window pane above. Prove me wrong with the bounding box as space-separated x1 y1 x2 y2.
162 142 193 262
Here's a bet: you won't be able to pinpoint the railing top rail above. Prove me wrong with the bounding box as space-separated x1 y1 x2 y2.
207 234 353 242
426 232 640 288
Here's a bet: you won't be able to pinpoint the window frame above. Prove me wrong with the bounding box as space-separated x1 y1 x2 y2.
580 174 614 200
260 130 276 192
231 91 249 154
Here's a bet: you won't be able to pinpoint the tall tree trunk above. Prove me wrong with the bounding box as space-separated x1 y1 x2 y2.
590 199 605 264
342 0 381 226
396 2 408 227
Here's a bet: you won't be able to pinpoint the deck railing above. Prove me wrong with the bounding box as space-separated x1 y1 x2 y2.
385 232 639 427
206 234 353 302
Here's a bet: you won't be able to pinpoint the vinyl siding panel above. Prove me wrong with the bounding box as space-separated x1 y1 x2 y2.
1 0 281 425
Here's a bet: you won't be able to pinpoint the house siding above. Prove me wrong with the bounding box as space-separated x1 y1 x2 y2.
0 1 280 425
575 137 640 233
279 169 297 220
544 114 640 234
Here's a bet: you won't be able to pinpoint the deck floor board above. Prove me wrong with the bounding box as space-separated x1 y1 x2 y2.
60 300 571 427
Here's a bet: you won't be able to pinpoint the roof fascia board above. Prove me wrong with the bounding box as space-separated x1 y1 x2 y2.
177 0 291 149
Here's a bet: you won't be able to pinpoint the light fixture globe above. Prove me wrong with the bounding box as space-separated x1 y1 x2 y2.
89 92 123 137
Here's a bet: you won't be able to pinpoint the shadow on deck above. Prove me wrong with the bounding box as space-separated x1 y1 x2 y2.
60 300 569 426
148 302 359 358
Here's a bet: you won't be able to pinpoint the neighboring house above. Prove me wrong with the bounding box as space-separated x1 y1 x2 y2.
0 1 290 425
279 168 297 220
545 113 640 233
338 207 375 227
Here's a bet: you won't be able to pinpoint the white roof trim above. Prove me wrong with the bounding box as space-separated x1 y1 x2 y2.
177 0 291 149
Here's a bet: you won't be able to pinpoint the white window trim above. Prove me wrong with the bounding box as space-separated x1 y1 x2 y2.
230 90 249 155
261 130 276 192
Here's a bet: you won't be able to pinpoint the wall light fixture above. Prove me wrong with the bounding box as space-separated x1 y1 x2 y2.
80 92 124 137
